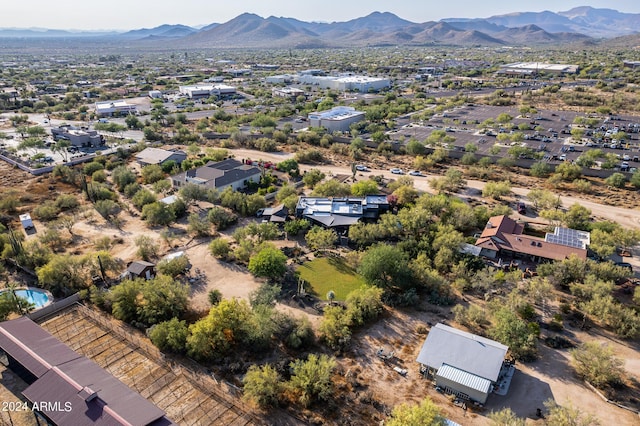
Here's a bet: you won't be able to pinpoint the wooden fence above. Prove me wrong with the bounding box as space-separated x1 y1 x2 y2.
70 303 264 425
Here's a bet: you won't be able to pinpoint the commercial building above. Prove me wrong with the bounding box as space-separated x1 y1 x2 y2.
51 125 104 147
308 106 365 133
416 323 509 404
94 100 137 116
179 84 237 99
272 87 305 100
223 68 252 77
498 62 579 77
135 147 187 166
295 195 389 229
475 215 589 262
265 74 294 84
0 316 174 425
296 74 391 92
171 158 260 192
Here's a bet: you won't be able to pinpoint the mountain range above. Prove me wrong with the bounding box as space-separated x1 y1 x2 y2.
1 7 639 48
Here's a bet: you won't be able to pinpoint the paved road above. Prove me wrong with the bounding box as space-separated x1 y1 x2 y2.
228 147 640 229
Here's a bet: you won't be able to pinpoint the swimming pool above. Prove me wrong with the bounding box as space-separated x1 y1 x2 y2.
0 288 52 309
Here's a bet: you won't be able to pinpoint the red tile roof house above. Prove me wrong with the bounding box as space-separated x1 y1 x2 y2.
475 215 588 263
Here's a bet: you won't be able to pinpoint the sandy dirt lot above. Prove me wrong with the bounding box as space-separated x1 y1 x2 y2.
337 305 640 426
183 241 262 311
72 211 266 311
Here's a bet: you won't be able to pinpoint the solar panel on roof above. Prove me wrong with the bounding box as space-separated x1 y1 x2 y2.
545 227 588 249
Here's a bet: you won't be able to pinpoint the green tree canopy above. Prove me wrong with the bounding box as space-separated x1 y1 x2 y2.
248 246 287 280
287 354 336 408
148 318 189 353
489 307 538 361
386 397 446 426
242 364 280 408
358 243 413 290
187 298 252 360
570 342 624 388
110 275 189 327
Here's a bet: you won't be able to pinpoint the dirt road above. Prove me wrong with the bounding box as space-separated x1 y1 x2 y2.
229 148 640 229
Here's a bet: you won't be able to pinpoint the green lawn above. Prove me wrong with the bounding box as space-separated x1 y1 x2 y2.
297 257 367 301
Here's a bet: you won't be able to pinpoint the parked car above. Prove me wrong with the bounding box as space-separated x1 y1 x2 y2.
517 202 526 215
390 168 404 175
355 164 369 172
408 170 424 176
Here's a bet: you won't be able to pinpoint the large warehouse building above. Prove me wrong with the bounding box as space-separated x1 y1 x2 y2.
416 323 509 404
498 62 579 77
296 74 390 92
308 106 365 132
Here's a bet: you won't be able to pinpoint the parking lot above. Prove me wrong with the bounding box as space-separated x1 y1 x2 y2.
391 104 640 170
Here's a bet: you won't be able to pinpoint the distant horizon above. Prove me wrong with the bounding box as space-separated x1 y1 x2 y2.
3 1 640 31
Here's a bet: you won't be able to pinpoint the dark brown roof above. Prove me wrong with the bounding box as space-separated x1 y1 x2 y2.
0 316 79 377
127 260 156 276
173 159 260 189
0 317 173 426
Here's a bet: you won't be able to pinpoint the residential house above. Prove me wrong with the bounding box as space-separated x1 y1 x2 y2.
0 317 174 425
171 158 260 192
295 196 389 230
257 205 289 223
475 215 589 262
135 147 187 166
416 323 509 404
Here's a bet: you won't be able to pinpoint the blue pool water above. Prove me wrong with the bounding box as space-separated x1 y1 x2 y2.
1 288 51 308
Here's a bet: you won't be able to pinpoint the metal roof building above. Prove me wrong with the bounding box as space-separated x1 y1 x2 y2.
135 147 187 166
416 323 508 404
0 317 174 425
308 106 365 132
295 195 390 229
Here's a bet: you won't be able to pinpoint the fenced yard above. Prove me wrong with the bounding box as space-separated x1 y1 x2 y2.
39 304 261 426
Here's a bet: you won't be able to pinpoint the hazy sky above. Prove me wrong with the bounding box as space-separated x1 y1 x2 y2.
4 0 640 30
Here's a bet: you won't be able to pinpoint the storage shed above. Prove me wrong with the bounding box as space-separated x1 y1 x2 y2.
416 323 508 404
